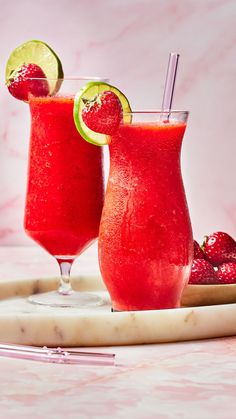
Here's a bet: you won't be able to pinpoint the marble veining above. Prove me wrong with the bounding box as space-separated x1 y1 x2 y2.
0 265 236 347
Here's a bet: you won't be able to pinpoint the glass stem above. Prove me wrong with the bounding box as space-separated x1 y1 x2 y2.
56 258 75 295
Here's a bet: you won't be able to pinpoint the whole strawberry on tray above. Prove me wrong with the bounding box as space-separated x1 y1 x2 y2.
203 232 236 267
182 231 236 306
189 232 236 285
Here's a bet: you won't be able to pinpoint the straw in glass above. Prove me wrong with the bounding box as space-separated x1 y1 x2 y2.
162 52 180 114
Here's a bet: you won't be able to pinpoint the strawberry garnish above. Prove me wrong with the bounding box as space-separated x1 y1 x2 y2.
7 63 49 101
189 259 218 285
217 262 236 284
193 240 205 259
202 232 236 267
82 91 122 135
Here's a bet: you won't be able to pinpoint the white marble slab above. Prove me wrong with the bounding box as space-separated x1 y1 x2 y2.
0 248 236 419
1 275 236 347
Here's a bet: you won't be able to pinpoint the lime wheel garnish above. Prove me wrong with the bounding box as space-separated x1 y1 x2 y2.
73 82 132 146
6 40 64 100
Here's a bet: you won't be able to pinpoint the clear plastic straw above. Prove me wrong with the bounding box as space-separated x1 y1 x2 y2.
0 343 115 366
162 52 180 113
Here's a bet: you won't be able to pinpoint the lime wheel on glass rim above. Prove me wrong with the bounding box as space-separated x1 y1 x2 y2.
73 81 132 146
5 40 64 101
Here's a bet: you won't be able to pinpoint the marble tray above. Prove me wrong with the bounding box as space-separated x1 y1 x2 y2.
0 275 236 347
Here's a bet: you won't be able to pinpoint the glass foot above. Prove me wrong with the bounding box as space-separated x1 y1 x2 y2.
28 290 104 308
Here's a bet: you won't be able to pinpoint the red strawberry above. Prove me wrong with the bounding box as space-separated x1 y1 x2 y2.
7 63 49 101
193 240 205 259
217 262 236 284
82 91 122 135
202 232 236 267
189 259 218 285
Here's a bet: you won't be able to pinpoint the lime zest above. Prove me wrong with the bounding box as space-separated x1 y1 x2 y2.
73 81 132 146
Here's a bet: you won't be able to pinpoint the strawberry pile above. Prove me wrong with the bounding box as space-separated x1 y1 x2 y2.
189 232 236 285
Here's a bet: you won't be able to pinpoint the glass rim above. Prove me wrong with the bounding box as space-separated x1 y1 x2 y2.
123 110 189 115
25 76 109 81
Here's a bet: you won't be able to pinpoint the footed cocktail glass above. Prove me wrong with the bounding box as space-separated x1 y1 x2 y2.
99 111 193 311
24 78 105 307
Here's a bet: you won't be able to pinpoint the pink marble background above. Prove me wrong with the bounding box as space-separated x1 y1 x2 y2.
0 0 236 245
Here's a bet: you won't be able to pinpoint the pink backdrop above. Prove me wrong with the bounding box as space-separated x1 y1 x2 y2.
0 0 236 246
